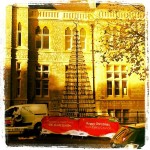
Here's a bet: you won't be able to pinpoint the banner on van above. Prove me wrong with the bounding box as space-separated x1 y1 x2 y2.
41 116 120 137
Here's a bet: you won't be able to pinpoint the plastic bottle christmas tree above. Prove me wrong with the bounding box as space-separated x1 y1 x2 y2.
60 26 96 118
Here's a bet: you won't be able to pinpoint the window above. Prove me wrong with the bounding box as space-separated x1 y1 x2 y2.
43 27 49 49
123 109 129 123
80 28 86 50
123 109 129 118
113 27 118 49
122 81 127 95
35 26 41 48
35 26 49 49
108 109 114 117
65 27 71 50
107 65 128 96
18 22 21 46
35 64 49 97
107 81 112 95
72 27 79 49
16 62 21 97
115 109 121 122
120 26 126 49
105 26 112 49
105 26 121 50
105 26 110 43
65 27 86 50
115 81 120 95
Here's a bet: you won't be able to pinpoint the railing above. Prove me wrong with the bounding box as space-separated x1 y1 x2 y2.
49 110 145 124
98 100 145 110
29 10 91 20
97 10 145 19
28 9 144 20
97 100 145 124
115 111 145 124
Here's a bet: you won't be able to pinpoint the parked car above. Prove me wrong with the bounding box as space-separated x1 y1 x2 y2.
5 104 48 135
110 123 145 149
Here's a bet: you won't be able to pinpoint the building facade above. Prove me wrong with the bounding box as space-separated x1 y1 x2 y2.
5 2 145 123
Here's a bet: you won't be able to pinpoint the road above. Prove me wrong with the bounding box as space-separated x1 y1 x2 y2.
5 133 111 148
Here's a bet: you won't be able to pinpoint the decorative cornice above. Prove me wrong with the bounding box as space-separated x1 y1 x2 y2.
28 9 145 20
16 49 28 60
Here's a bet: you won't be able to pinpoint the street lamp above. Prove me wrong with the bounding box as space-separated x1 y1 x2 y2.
74 20 79 118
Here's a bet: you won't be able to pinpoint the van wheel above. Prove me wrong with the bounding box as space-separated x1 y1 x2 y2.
34 123 42 136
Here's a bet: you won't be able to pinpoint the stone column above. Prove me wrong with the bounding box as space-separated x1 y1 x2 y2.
12 5 29 105
4 6 13 108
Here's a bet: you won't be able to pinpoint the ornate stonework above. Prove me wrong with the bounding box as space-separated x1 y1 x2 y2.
16 49 28 60
28 9 144 20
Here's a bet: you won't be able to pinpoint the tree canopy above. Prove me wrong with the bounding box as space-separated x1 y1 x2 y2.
95 5 147 80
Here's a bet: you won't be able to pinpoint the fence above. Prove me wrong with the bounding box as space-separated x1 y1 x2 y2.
112 111 145 124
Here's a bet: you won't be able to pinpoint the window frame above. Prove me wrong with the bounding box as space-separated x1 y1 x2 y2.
65 27 86 51
35 26 49 49
106 64 128 97
16 62 21 97
65 27 72 50
18 22 22 46
80 28 86 50
35 64 49 97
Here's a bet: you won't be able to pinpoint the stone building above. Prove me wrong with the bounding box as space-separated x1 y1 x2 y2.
4 1 146 123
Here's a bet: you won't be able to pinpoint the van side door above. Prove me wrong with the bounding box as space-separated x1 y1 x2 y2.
21 106 35 126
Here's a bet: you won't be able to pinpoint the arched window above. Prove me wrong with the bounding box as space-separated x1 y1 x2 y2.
80 28 86 50
73 27 78 41
65 27 71 50
105 26 110 49
35 26 41 34
35 26 49 49
18 22 21 46
35 26 41 48
120 26 125 49
65 27 86 50
43 26 49 49
72 27 80 49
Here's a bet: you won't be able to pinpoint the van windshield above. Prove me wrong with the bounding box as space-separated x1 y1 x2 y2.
5 107 19 117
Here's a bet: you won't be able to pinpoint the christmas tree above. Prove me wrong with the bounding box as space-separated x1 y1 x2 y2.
60 25 96 118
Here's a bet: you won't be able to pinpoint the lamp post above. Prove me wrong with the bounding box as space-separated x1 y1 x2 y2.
91 24 96 100
74 21 79 118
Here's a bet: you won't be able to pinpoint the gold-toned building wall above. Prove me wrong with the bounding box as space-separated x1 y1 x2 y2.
5 2 145 123
5 5 29 108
